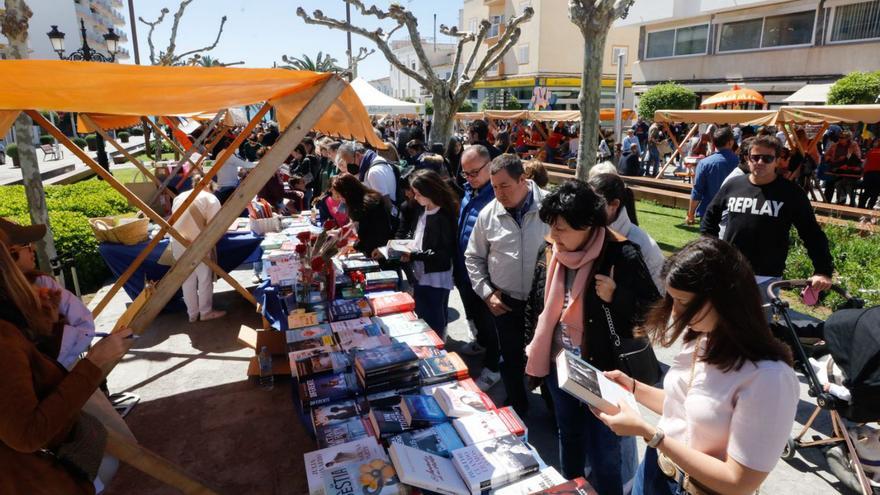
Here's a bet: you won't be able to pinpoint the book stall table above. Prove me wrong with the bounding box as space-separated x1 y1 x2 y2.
252 215 597 494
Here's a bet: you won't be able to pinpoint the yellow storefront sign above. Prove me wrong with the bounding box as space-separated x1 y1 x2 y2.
473 77 536 89
544 77 633 88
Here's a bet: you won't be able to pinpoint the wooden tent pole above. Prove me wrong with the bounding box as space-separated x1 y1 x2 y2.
90 233 164 318
656 123 697 179
105 428 218 495
165 117 207 175
80 114 166 190
143 117 186 156
663 122 681 152
27 111 256 315
125 77 346 332
173 124 228 189
148 112 225 205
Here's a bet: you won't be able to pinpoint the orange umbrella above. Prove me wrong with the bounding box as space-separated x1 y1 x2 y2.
700 84 767 109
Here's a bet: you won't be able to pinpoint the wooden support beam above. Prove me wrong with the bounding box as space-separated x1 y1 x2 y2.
174 124 228 190
27 111 256 321
91 233 164 318
148 112 225 205
126 77 346 333
105 428 218 495
656 123 698 179
81 114 167 193
143 117 186 157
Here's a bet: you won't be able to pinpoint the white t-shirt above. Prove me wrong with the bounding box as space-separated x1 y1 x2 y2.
170 189 222 258
365 161 397 201
657 337 799 472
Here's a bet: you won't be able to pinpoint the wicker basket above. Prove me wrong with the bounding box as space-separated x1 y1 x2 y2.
89 216 150 245
249 215 282 235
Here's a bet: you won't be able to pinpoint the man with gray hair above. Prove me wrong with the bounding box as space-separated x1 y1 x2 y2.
465 153 549 416
337 141 398 208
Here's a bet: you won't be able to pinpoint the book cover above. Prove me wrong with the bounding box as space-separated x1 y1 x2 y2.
329 317 376 333
388 422 465 459
289 346 338 372
399 395 449 428
489 467 567 494
342 258 381 273
419 352 469 385
555 350 638 415
431 378 495 417
451 411 514 446
386 239 417 254
289 335 337 353
366 385 422 409
286 324 334 343
387 443 470 495
311 399 361 430
392 329 444 349
319 454 407 495
299 372 359 409
375 312 432 338
496 406 528 439
330 298 373 322
316 417 374 449
532 477 598 494
341 335 393 353
354 343 418 376
339 286 365 300
451 435 540 494
410 346 447 360
366 270 399 286
304 437 385 495
368 405 412 439
369 292 416 316
289 311 322 329
360 371 422 396
294 351 351 380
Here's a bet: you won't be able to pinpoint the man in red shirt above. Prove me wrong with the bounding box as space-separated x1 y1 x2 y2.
860 139 880 209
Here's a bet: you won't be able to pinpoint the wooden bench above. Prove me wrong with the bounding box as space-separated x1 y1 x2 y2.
40 143 63 161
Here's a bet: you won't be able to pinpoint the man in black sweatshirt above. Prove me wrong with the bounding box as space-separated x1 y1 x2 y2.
702 135 833 294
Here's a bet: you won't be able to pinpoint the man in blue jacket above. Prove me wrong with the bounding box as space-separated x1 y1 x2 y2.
687 126 739 225
455 145 501 391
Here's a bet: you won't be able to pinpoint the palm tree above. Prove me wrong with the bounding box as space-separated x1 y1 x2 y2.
280 51 342 73
196 55 222 67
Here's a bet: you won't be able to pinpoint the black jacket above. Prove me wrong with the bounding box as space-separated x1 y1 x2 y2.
524 229 661 373
410 209 456 274
353 199 393 256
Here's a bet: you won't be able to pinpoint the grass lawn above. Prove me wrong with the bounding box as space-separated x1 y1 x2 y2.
634 200 700 255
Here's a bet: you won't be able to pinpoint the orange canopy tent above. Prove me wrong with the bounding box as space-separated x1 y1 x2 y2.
699 84 768 110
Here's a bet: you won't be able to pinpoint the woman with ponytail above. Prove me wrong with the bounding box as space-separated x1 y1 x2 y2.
589 173 665 292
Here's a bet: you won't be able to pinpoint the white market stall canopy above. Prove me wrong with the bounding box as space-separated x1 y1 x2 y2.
350 77 423 115
784 83 833 104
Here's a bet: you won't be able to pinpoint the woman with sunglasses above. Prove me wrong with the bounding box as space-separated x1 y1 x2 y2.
596 237 799 495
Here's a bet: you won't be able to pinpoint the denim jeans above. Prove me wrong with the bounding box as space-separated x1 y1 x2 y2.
492 298 529 415
413 284 450 339
632 448 687 495
545 370 638 495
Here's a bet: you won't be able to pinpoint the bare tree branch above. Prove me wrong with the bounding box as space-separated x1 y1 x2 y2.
460 7 533 94
386 3 439 87
138 7 169 65
296 6 431 88
441 24 475 85
172 15 228 63
164 0 194 64
348 46 374 64
459 20 490 84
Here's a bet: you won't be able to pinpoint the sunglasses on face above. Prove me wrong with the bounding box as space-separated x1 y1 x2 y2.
460 160 490 179
749 154 777 164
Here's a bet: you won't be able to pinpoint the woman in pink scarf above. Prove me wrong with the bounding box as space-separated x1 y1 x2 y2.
523 180 660 493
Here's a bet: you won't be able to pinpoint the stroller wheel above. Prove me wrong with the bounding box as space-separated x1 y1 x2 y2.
826 445 865 495
781 438 798 460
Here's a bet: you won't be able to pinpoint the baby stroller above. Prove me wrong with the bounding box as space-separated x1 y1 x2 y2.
768 280 879 494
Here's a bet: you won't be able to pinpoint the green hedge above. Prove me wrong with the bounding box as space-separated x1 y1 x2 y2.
40 135 55 145
73 137 88 149
0 180 136 293
145 139 174 156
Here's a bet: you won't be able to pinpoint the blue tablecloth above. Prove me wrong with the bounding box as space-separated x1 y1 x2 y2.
98 231 263 307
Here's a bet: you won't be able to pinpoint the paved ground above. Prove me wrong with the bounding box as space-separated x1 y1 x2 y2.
96 265 850 494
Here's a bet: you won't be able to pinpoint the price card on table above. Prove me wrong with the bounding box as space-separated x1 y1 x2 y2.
266 254 299 286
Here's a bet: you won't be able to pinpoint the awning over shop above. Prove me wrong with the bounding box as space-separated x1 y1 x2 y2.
783 83 833 104
653 106 880 126
652 109 778 126
0 60 384 148
776 105 880 124
453 109 635 122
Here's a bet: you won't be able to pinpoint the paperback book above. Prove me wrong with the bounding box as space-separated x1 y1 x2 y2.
299 372 360 409
354 343 419 377
555 350 638 415
399 395 449 428
360 370 422 396
289 346 337 370
365 270 399 291
340 335 392 353
419 352 469 385
311 399 361 430
491 467 567 494
319 454 407 495
533 477 598 494
304 437 386 495
329 298 373 322
387 443 470 495
451 435 540 494
369 292 416 316
286 324 334 343
496 406 528 439
288 335 337 353
391 329 444 349
366 385 422 409
368 405 413 440
429 378 494 417
375 312 433 338
410 346 447 360
452 410 518 446
288 310 322 329
315 416 374 449
388 422 465 459
341 258 381 273
294 351 350 380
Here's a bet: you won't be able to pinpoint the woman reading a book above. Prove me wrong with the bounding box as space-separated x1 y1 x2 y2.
596 237 799 495
329 174 393 258
523 180 660 495
400 169 459 337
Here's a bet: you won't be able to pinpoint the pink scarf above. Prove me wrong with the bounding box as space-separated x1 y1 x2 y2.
525 228 605 377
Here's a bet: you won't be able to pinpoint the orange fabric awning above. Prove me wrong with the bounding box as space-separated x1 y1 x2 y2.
0 60 384 148
700 84 767 109
453 109 635 122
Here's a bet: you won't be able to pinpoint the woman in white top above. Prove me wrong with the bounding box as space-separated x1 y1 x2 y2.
588 173 665 293
596 237 799 495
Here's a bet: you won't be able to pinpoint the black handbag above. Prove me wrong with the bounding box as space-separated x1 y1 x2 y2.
601 304 662 385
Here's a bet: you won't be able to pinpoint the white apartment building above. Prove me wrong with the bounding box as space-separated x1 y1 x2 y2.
624 0 880 106
0 0 130 61
369 76 393 96
389 39 461 102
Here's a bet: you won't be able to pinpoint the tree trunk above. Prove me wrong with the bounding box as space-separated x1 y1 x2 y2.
429 97 456 146
574 28 610 181
3 0 58 272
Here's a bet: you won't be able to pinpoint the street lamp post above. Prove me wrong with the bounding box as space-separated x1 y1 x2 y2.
47 19 120 174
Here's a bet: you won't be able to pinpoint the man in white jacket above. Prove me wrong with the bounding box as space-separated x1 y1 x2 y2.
465 154 549 417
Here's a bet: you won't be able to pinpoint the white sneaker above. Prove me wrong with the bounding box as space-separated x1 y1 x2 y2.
475 368 501 392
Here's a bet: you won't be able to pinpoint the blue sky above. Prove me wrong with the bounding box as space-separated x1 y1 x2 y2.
120 0 461 80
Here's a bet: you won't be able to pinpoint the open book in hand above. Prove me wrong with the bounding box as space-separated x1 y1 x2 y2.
377 239 418 260
555 350 640 416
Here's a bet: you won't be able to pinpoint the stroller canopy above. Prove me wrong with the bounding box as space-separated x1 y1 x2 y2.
825 307 880 390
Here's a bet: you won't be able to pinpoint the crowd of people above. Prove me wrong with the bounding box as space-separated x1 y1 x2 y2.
0 111 857 495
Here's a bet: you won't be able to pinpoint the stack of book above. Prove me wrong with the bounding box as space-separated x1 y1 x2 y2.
368 292 416 316
353 343 420 397
340 257 381 274
329 297 372 322
365 270 399 292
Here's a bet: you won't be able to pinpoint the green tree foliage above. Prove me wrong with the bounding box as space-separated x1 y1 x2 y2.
637 82 697 121
458 100 475 113
280 51 343 73
827 71 880 105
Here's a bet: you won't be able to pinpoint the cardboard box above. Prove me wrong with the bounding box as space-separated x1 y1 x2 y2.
238 324 291 377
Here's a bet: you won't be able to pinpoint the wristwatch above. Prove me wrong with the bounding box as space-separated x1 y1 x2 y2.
647 427 666 449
